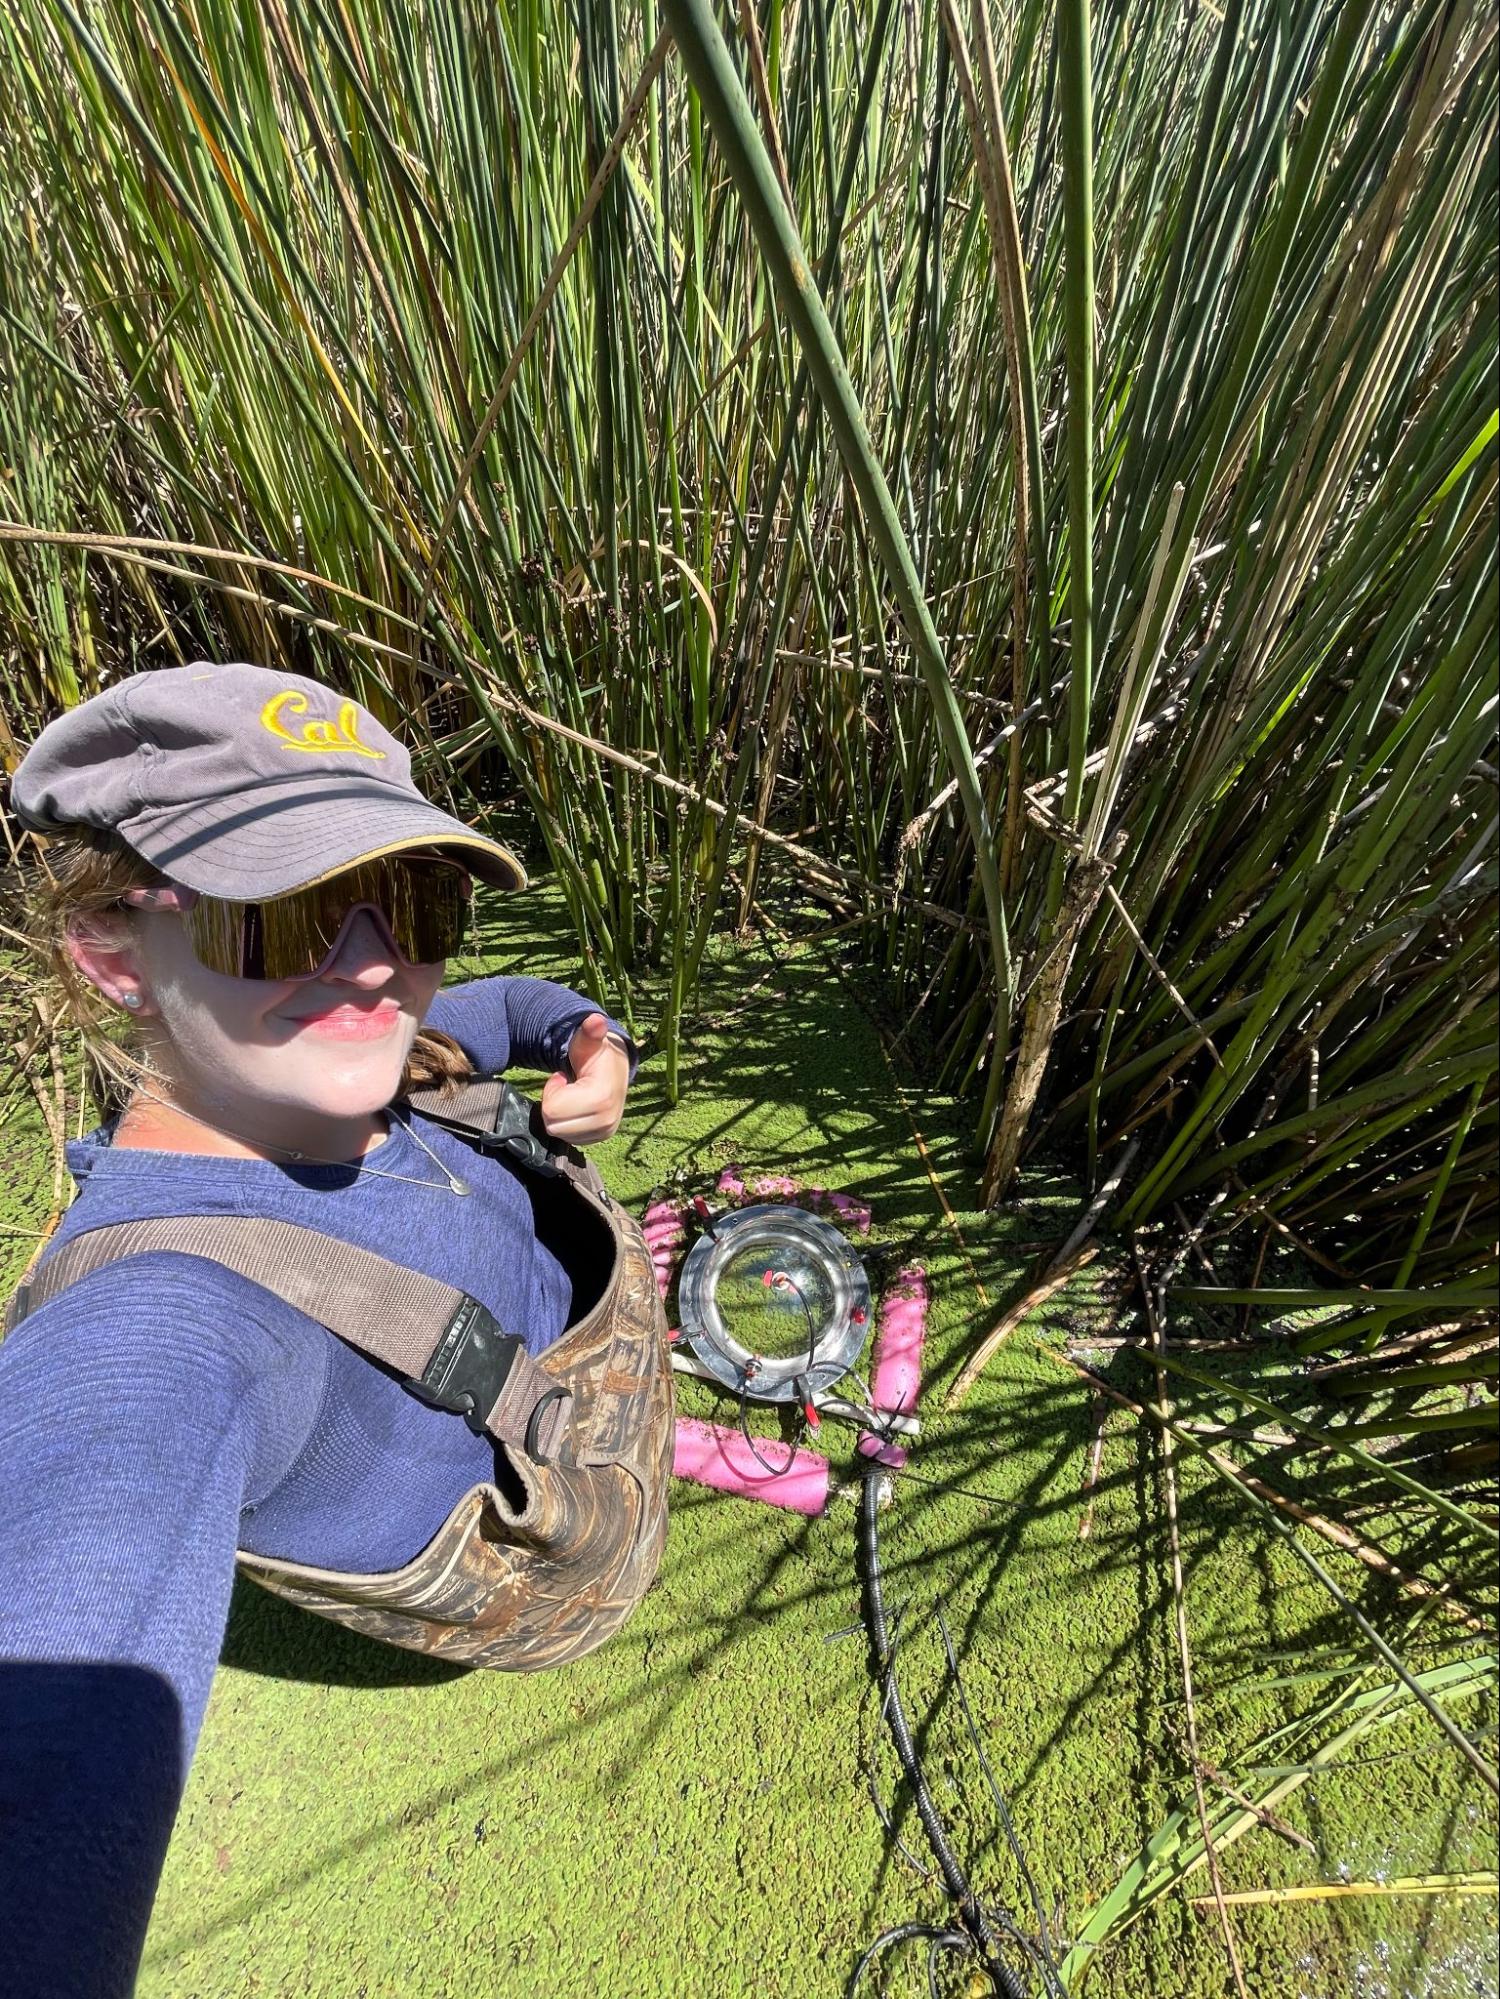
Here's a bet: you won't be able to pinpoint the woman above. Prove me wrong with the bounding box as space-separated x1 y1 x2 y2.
0 661 668 1999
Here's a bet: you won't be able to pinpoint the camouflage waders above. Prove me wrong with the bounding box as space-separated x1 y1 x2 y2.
5 1078 674 1671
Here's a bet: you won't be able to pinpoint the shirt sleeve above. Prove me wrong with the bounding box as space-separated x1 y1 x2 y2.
426 975 638 1079
0 1255 315 1999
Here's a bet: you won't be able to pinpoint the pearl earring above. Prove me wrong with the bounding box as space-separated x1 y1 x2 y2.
121 993 142 1010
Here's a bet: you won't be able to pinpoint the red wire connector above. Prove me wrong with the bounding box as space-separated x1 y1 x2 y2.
792 1372 822 1430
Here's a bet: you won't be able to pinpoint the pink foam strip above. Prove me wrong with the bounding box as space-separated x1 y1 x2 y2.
641 1199 688 1302
714 1170 872 1235
717 1168 800 1201
811 1188 872 1235
869 1264 928 1418
672 1417 830 1515
857 1432 909 1470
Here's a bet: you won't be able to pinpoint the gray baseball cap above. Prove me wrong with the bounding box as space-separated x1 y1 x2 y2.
11 661 527 896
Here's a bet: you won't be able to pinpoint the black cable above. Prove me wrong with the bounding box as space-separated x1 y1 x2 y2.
732 1264 825 1480
692 1216 1059 1991
854 1473 1030 1999
846 1923 971 1999
928 1930 974 1999
735 1379 801 1477
866 1612 940 1885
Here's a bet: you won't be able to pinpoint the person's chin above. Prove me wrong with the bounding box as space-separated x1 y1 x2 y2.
299 1030 415 1103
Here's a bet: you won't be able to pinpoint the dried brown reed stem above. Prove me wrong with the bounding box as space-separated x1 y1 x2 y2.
948 1247 1100 1406
1046 1345 1493 1639
1077 1391 1108 1540
1198 1764 1316 1856
1188 1872 1497 1908
1103 880 1225 1071
737 0 791 205
984 841 1122 1202
936 0 1038 896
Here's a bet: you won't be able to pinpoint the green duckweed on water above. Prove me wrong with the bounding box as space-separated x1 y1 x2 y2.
2 883 1494 1999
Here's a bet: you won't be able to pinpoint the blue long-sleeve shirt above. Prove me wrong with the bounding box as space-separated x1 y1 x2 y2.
0 975 632 1999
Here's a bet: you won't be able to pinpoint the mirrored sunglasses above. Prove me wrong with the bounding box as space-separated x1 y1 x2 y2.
125 855 472 980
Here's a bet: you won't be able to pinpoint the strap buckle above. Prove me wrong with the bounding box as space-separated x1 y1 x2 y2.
488 1082 569 1178
410 1295 571 1464
411 1296 521 1433
409 1080 569 1178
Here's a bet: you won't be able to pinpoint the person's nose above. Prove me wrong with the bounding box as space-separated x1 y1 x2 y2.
319 906 404 985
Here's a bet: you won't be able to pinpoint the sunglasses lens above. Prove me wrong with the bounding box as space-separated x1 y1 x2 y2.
179 894 256 978
358 858 470 966
183 857 470 979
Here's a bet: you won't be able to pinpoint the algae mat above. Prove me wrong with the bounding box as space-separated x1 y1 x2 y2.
3 890 1493 1998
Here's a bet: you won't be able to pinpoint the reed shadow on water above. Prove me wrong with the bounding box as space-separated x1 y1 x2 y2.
198 1308 1471 1978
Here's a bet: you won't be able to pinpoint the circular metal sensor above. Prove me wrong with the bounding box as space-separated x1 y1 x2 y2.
678 1205 872 1403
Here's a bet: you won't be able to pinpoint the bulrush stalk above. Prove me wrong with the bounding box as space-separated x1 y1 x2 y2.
659 0 1016 1089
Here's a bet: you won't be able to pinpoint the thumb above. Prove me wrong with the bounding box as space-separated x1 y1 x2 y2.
570 1012 610 1060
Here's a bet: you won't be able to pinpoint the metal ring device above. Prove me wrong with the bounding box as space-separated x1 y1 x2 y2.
677 1205 872 1405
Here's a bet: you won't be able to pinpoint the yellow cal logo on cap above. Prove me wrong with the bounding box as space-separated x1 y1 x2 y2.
260 690 386 760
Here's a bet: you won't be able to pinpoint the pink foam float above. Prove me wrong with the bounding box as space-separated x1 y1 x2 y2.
671 1416 831 1516
870 1264 928 1414
816 1188 874 1234
641 1197 689 1302
859 1264 928 1469
715 1168 871 1235
716 1167 799 1201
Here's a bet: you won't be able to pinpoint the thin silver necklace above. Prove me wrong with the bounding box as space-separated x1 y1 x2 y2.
125 1087 474 1196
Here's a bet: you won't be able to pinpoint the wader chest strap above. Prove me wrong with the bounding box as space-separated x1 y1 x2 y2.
403 1076 602 1192
5 1217 572 1462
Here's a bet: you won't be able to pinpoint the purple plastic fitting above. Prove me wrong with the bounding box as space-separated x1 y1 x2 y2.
856 1432 909 1470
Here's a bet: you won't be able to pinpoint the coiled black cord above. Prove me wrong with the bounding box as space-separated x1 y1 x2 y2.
733 1265 824 1478
847 1921 974 1998
852 1472 1031 1999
